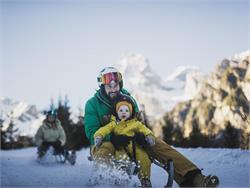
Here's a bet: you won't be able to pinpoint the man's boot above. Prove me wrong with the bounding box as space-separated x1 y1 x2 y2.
140 178 152 187
193 173 219 187
181 169 219 187
37 147 47 159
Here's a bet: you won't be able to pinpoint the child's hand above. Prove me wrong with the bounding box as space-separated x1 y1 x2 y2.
145 135 155 146
94 136 103 147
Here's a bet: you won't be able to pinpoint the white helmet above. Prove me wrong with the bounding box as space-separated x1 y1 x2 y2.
97 67 123 88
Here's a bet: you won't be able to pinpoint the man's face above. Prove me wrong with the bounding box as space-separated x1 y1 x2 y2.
47 115 56 122
104 82 120 99
117 105 131 120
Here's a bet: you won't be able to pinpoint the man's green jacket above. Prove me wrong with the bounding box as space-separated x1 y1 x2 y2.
84 88 139 145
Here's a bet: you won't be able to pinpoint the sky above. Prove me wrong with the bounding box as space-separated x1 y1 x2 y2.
1 0 249 111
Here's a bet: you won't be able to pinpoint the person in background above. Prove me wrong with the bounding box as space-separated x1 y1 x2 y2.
35 110 66 158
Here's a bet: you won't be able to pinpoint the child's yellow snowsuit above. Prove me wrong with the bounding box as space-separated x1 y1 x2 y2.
94 117 154 180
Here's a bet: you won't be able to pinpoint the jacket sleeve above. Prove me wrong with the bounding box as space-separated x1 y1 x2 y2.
84 100 101 144
135 121 154 136
94 121 116 139
57 121 66 146
35 126 44 146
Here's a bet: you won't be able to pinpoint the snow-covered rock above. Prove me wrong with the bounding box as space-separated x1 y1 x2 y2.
156 50 250 143
0 98 44 139
114 53 204 118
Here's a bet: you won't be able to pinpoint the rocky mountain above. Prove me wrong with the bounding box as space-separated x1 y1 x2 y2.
154 51 250 148
114 53 204 118
0 98 44 141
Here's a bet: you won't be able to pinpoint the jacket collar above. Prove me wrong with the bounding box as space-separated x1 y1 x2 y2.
44 119 59 129
95 89 113 108
95 88 131 109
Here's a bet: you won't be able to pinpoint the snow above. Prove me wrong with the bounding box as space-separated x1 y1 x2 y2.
1 147 249 187
232 50 250 62
164 66 199 82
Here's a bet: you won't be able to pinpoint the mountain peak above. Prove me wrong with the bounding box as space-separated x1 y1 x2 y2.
114 53 162 88
113 53 203 118
115 53 150 74
165 66 200 82
232 50 250 62
0 97 44 137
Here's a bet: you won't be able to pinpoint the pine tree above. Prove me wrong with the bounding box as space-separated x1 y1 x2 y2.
56 97 72 149
73 115 90 149
55 96 90 150
162 114 174 145
0 116 5 149
188 119 210 147
222 121 240 148
162 114 186 146
1 113 18 149
240 130 250 149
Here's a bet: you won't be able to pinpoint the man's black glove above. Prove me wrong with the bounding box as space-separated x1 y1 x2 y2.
41 141 51 147
51 141 63 154
42 141 61 148
134 132 148 146
53 140 62 148
110 133 132 148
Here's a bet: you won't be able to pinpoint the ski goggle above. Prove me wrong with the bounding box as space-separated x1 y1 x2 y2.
98 72 122 85
47 110 57 117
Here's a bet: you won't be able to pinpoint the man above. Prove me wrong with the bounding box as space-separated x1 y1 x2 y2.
84 67 219 187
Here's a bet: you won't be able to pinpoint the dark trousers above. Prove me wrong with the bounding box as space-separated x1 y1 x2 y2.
38 141 64 155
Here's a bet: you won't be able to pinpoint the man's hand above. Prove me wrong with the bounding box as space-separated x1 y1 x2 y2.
41 141 51 147
94 136 103 147
145 135 155 146
110 133 131 148
54 140 62 147
134 132 147 146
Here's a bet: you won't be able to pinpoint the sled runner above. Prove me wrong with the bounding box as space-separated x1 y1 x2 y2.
37 146 76 165
143 145 174 188
123 139 174 187
88 144 174 187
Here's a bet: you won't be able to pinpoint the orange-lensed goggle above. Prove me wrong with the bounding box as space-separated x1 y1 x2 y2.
98 72 122 85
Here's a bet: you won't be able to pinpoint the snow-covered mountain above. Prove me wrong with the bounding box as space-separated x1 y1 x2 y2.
0 97 44 139
114 53 204 118
154 50 250 141
164 65 204 100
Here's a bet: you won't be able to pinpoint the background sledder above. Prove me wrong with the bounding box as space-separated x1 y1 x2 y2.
35 110 76 165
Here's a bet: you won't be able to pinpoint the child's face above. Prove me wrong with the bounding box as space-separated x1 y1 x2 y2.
117 105 131 120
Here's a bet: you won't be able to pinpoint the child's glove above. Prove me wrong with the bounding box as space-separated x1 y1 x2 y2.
94 136 103 147
145 135 155 146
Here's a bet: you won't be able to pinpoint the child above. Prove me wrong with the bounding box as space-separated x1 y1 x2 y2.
94 94 155 187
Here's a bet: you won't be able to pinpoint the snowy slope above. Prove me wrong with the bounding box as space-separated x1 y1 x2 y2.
0 98 44 139
114 54 204 118
1 147 249 187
